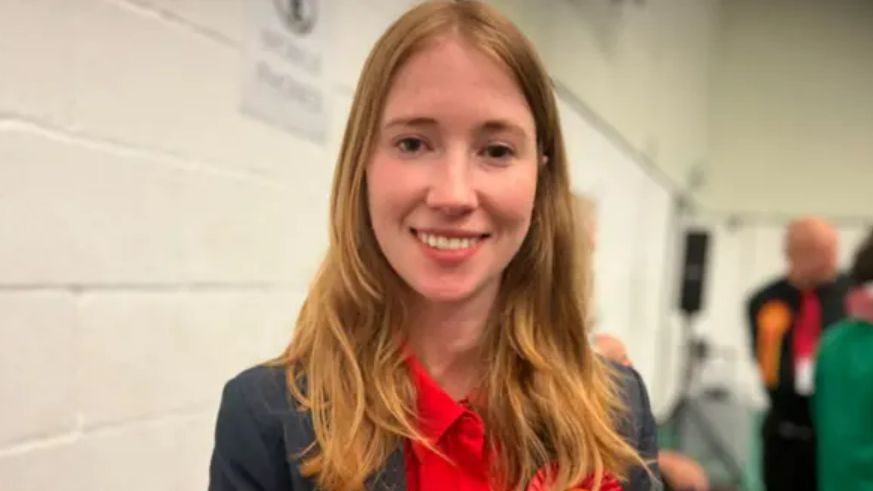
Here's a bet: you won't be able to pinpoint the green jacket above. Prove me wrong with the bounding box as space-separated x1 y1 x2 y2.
813 318 873 491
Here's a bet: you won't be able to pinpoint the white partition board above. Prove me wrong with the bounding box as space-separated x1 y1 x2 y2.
556 93 679 416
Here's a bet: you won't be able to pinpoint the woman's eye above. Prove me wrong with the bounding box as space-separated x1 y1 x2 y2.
396 137 427 154
483 144 515 160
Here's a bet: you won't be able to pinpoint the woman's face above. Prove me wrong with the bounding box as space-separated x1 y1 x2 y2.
366 37 540 305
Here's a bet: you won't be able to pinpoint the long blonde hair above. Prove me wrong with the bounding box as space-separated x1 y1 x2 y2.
281 2 644 490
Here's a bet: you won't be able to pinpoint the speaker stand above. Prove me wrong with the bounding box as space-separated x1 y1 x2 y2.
668 314 746 489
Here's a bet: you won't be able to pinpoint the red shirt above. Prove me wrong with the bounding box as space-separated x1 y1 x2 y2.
405 355 489 491
404 355 623 491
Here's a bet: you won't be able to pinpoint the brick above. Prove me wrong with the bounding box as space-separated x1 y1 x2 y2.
0 131 186 285
70 0 325 184
0 293 78 447
180 172 313 284
76 291 298 428
169 411 216 491
0 412 215 491
0 0 76 124
243 288 305 360
126 0 245 45
0 128 332 286
76 293 204 428
183 290 299 392
75 413 215 491
0 441 77 491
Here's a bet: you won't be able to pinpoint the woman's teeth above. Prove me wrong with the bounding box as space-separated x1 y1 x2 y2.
416 232 481 250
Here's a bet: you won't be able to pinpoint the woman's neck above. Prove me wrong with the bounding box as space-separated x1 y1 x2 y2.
407 285 498 400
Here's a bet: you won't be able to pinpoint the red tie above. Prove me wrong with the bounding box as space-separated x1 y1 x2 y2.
793 290 822 362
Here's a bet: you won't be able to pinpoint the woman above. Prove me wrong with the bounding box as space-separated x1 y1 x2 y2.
813 229 873 491
208 2 660 491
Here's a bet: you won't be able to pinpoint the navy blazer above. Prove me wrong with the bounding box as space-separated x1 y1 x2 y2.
208 362 662 491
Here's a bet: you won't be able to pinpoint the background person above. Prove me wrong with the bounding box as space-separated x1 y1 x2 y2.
813 229 873 491
746 217 850 491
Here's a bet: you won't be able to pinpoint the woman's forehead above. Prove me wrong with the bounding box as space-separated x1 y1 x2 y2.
380 38 535 132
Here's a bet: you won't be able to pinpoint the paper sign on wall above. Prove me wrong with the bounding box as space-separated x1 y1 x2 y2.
241 0 330 143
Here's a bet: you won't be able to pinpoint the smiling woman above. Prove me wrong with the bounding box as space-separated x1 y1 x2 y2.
367 33 539 307
207 2 661 491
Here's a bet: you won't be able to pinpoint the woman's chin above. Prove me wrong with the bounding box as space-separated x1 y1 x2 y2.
416 286 477 304
410 275 499 306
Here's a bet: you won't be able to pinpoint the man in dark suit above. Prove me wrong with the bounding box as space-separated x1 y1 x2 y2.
746 217 850 491
208 362 662 491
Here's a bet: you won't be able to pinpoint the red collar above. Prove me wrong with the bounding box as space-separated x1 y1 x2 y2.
405 353 484 461
405 354 622 491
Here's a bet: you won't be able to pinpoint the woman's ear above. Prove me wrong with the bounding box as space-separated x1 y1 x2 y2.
540 154 549 167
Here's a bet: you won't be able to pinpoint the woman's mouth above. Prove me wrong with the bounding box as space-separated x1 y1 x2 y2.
410 229 490 251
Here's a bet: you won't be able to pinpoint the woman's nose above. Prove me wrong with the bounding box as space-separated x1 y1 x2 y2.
425 152 478 214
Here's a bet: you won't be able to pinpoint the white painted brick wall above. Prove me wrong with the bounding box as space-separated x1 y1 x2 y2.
0 0 406 489
0 1 78 126
0 293 78 448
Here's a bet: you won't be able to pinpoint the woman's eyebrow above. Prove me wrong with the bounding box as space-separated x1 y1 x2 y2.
382 116 530 139
383 116 438 130
478 119 529 139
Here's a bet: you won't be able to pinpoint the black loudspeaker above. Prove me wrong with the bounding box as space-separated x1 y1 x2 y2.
679 229 711 315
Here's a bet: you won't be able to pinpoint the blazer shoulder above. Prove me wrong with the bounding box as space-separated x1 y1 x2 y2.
219 364 316 452
605 361 662 490
223 364 295 423
607 361 652 428
209 364 311 491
